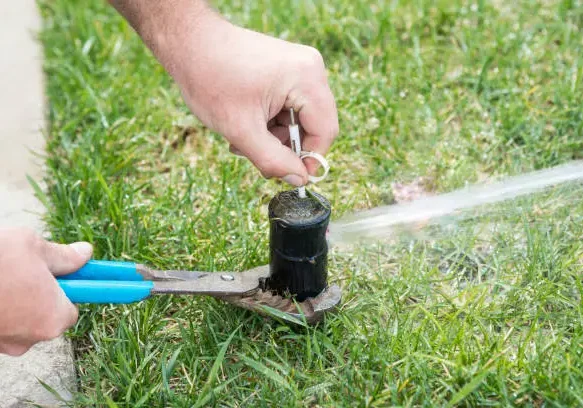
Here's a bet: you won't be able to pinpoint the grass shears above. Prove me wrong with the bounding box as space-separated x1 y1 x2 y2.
57 260 341 324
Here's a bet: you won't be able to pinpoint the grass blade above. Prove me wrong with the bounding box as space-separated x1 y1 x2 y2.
447 370 490 407
193 326 240 408
239 354 294 393
162 345 183 394
26 175 51 210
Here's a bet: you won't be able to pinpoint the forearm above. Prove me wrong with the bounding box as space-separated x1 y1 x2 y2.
108 0 223 81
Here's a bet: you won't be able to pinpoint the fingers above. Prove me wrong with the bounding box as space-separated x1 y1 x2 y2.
0 340 31 357
273 111 293 127
272 82 338 177
0 277 78 357
0 229 82 357
231 123 308 186
231 116 333 181
297 84 339 175
43 241 94 276
32 283 78 344
54 284 79 332
231 125 290 157
269 125 292 146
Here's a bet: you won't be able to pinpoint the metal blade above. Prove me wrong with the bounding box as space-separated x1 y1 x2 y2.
150 265 270 296
137 265 208 281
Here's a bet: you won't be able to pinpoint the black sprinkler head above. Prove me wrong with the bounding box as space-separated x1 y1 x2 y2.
264 189 332 301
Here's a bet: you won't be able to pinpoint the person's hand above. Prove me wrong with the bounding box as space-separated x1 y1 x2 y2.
0 228 93 356
172 19 339 186
110 1 339 187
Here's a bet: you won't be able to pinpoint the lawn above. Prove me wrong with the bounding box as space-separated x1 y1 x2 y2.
38 0 583 406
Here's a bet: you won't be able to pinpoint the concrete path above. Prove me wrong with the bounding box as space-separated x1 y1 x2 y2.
0 1 76 407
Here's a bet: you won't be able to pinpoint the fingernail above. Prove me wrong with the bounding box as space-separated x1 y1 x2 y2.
69 242 93 258
282 174 304 187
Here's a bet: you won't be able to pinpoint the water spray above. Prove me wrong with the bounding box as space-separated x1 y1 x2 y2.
329 160 583 245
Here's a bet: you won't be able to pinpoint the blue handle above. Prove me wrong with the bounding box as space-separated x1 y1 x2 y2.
60 260 143 281
58 280 154 304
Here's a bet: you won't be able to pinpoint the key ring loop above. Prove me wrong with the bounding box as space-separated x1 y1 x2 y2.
300 151 329 184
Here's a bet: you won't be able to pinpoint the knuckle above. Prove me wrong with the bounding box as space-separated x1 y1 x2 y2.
2 344 31 357
20 228 42 250
36 322 64 342
299 46 326 72
258 157 279 178
68 307 79 328
224 119 253 146
329 119 340 140
227 132 245 147
35 311 74 341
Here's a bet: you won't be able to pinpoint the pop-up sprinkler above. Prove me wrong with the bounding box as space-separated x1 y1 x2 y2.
265 189 331 301
258 109 341 320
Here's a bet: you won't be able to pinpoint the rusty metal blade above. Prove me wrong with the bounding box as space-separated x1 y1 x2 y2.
220 284 342 325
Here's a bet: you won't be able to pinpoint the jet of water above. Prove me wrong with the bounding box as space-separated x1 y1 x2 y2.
329 161 583 245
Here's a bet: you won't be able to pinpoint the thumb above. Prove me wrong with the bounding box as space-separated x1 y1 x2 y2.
43 241 94 276
238 126 308 186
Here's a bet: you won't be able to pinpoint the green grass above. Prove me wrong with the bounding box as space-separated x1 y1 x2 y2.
37 0 583 406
